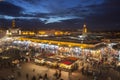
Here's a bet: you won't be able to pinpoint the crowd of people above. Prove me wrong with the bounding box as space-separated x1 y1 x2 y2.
13 69 63 80
0 40 120 80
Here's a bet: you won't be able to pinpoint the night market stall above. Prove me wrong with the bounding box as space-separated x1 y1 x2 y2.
58 57 79 71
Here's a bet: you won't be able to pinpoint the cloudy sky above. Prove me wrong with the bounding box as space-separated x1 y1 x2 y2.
0 0 120 31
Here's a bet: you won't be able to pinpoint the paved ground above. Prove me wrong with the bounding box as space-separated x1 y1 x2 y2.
0 62 120 80
0 62 92 80
13 62 90 80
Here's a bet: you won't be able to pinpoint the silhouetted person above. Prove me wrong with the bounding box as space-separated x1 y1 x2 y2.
43 73 48 80
26 73 29 79
17 71 21 77
58 71 61 79
38 74 43 79
54 70 58 79
33 68 35 72
32 75 36 80
81 67 84 74
11 68 14 73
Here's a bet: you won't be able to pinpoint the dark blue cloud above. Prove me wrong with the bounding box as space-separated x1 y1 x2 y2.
0 1 23 16
84 0 120 30
4 0 104 22
0 0 119 31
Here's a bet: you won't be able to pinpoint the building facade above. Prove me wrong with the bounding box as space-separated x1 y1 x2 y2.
6 20 21 36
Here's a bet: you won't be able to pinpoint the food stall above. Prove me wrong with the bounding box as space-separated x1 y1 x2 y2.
44 58 59 68
59 57 79 71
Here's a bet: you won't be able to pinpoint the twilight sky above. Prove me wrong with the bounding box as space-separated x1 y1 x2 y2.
0 0 120 31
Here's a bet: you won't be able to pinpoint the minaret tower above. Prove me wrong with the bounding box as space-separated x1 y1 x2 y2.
12 20 15 28
82 24 87 36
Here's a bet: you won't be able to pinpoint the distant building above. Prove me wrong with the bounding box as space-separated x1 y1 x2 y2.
37 30 70 36
6 20 21 36
70 24 88 35
78 24 88 40
0 27 6 38
21 31 35 36
82 24 87 36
